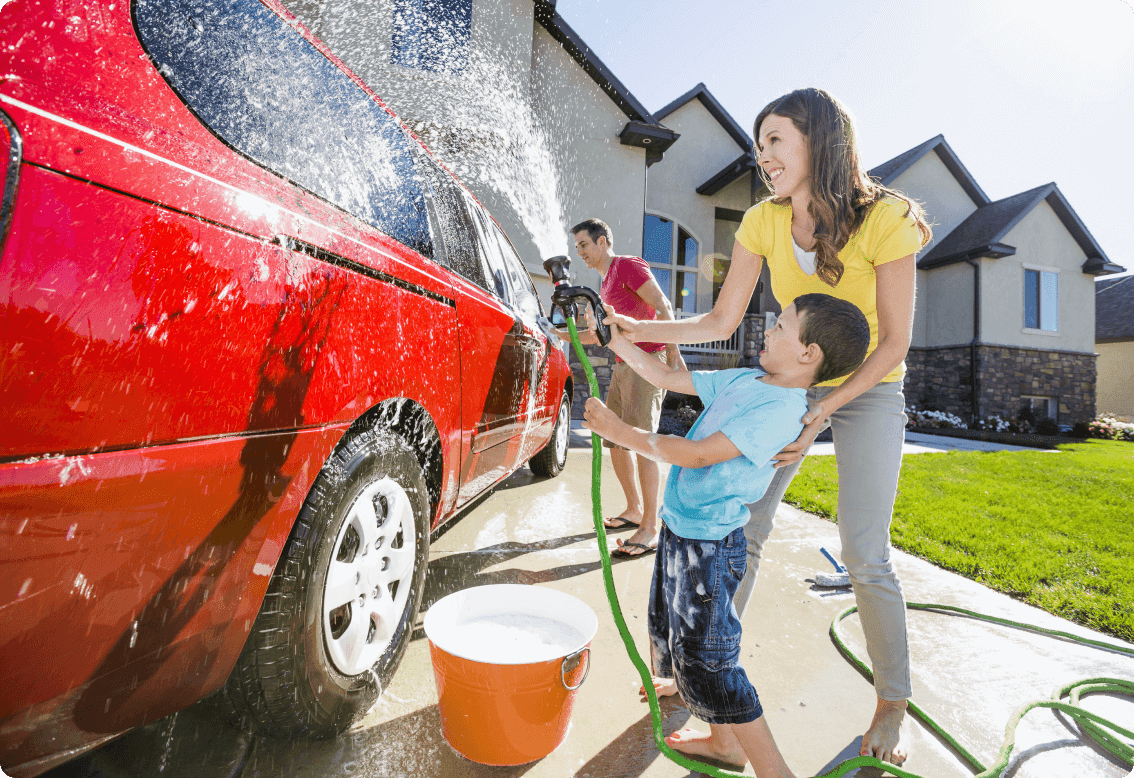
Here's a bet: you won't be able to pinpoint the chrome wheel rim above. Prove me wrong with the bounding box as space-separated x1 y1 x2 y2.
322 476 416 676
555 398 570 465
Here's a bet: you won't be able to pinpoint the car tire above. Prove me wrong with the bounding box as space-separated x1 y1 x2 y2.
221 426 430 738
529 391 570 478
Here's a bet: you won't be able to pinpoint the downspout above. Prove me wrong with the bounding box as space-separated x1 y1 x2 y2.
964 257 981 424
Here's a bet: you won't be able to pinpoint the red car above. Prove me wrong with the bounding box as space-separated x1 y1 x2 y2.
0 0 573 774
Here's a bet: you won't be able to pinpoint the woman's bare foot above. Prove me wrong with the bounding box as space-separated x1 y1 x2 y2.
638 676 679 702
664 726 747 767
860 698 908 765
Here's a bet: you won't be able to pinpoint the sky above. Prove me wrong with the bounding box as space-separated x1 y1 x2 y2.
555 0 1134 276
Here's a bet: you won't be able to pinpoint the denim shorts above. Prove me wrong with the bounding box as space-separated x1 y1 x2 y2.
647 523 763 724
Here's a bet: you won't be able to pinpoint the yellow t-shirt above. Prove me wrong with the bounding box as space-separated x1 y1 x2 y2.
736 197 924 386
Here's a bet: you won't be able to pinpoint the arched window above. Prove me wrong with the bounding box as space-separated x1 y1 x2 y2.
643 214 698 315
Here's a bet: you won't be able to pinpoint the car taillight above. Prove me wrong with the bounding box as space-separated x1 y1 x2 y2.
0 109 22 252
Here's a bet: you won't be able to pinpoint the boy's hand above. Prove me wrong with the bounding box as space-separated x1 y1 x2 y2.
585 305 628 352
581 397 620 440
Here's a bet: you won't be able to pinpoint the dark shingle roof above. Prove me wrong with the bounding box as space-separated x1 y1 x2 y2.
1096 275 1134 341
918 185 1051 268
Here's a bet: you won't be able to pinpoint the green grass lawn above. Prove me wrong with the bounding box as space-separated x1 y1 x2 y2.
784 439 1134 642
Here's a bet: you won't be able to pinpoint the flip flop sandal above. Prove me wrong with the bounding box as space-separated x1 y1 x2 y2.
611 541 657 559
602 516 641 530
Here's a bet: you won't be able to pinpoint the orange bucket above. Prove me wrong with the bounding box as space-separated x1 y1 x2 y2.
423 584 597 765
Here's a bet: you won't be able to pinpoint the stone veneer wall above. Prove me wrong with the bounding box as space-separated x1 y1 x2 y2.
904 346 973 417
978 345 1095 424
905 345 1096 424
742 313 767 365
566 313 770 420
568 343 614 420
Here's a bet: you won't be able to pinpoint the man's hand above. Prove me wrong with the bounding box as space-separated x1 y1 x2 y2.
582 397 622 441
773 401 828 468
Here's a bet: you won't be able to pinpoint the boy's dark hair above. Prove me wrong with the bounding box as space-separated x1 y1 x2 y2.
793 293 870 385
570 218 613 248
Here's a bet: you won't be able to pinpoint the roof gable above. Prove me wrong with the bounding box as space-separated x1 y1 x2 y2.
869 135 990 208
655 83 753 153
1096 275 1134 341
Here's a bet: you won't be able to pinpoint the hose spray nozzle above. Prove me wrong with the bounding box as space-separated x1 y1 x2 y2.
543 255 612 346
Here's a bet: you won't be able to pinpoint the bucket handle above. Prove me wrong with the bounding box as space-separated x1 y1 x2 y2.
560 646 590 691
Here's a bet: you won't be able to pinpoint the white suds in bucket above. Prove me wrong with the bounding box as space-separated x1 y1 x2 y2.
433 613 586 664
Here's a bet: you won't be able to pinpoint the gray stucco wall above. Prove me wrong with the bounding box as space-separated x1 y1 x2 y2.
983 200 1094 354
923 261 977 348
645 100 752 314
888 151 980 350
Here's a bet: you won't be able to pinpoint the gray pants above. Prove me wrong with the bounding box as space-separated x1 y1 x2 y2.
733 380 912 701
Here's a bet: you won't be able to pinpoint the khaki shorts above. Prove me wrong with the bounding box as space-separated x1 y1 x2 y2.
604 353 666 448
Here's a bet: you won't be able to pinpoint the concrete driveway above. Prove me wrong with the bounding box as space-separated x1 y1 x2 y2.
49 442 1131 778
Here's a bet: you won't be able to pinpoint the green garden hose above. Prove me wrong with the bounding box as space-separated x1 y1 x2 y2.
564 318 1134 778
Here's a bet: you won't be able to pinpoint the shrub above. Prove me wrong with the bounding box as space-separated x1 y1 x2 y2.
1071 422 1091 439
1036 418 1060 436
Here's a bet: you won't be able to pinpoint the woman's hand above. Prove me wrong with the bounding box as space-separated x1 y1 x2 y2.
600 306 646 341
773 402 829 469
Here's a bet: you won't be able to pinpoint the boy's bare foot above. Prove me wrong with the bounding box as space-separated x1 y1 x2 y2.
860 697 908 765
664 726 747 767
638 676 679 702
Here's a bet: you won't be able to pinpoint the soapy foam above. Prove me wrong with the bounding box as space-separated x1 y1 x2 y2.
434 613 587 664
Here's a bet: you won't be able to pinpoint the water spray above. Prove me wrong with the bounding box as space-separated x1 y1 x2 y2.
543 255 611 347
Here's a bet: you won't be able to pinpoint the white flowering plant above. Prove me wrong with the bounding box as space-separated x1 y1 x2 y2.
905 406 967 430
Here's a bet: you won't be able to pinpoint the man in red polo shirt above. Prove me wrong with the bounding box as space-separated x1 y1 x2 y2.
563 218 684 558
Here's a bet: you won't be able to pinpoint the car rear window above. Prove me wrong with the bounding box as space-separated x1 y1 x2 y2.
134 0 432 257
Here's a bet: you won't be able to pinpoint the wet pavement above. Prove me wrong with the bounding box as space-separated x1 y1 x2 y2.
46 437 1131 778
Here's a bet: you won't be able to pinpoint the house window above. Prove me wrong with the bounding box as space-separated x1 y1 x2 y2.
643 214 698 315
390 0 472 75
1022 395 1057 420
1024 268 1058 331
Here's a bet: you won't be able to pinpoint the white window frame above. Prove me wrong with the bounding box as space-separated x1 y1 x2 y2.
643 212 702 315
1021 394 1058 420
1022 264 1059 335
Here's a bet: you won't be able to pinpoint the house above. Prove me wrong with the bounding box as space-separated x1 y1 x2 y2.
873 135 1125 425
281 0 1124 423
1095 275 1134 418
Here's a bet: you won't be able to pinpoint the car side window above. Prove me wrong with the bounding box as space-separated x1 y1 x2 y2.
410 151 491 289
135 0 432 258
467 205 512 305
489 223 543 322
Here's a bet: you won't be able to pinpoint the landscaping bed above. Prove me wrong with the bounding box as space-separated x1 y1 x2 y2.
907 427 1065 449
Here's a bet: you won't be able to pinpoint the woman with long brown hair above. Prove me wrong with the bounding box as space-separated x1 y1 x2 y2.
606 87 932 769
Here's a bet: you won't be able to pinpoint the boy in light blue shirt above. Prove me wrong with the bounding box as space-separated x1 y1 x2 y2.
583 293 870 778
